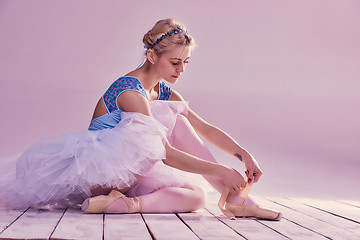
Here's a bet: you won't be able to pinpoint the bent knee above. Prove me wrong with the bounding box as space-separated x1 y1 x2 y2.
174 114 193 134
194 186 206 209
176 114 190 124
171 114 202 147
187 185 206 210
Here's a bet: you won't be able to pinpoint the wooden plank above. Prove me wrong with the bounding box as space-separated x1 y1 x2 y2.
104 213 152 240
205 191 293 239
0 208 65 239
0 208 27 234
268 197 360 237
142 213 198 240
205 202 289 240
1 196 357 239
292 198 360 223
178 208 245 240
251 196 330 240
50 208 103 240
206 193 320 240
337 200 360 208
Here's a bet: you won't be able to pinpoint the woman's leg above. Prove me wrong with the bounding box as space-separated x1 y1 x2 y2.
170 114 254 204
104 185 205 213
83 114 249 214
87 179 205 213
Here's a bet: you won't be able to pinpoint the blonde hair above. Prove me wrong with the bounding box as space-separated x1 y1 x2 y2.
143 19 195 56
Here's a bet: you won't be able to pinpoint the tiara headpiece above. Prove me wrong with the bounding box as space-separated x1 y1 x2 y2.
148 28 184 50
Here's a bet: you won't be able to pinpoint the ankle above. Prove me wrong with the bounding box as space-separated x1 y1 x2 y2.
128 196 142 213
226 197 255 205
104 197 128 213
104 195 142 214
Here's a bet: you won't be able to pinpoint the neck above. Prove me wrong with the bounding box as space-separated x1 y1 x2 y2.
131 61 161 92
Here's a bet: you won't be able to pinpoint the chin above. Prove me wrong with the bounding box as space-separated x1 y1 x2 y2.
164 77 178 84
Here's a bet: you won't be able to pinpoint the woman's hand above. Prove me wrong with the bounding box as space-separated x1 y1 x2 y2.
241 153 263 183
219 166 247 193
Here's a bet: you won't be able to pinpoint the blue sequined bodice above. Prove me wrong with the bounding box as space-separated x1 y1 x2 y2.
88 76 173 131
103 77 147 113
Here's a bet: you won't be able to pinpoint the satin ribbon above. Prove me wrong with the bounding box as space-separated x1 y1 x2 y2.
218 179 253 220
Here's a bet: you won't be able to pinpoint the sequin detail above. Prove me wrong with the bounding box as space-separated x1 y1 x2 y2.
103 77 147 113
158 81 173 100
148 29 184 50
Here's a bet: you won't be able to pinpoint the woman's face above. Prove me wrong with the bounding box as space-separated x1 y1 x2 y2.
154 45 191 84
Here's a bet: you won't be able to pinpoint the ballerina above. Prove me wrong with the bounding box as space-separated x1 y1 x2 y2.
0 18 281 220
82 19 281 220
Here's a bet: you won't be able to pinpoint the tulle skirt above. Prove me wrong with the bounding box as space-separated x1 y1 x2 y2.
0 100 204 209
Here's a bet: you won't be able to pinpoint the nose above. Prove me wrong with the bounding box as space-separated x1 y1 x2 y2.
176 63 185 73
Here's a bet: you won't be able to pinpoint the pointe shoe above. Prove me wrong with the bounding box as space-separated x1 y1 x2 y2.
225 203 282 221
81 189 142 214
218 180 281 221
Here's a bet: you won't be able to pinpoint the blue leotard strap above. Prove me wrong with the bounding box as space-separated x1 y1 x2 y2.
103 76 148 113
158 81 172 100
89 77 172 131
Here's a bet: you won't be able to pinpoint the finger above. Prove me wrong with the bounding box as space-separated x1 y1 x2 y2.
252 173 258 183
246 169 254 181
238 178 246 189
253 172 262 183
245 170 250 181
243 179 247 188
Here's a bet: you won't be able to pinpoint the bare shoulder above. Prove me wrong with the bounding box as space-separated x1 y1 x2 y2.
169 89 185 101
117 90 151 116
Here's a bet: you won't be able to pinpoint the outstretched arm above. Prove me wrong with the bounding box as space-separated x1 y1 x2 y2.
170 90 262 183
117 91 246 192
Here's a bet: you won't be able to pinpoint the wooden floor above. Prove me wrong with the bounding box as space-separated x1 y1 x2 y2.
0 195 359 240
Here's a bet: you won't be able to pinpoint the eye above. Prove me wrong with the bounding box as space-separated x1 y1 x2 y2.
184 60 189 64
171 62 180 66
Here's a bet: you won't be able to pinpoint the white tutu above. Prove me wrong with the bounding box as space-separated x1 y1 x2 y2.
150 100 189 140
0 100 210 210
0 111 167 209
127 100 210 197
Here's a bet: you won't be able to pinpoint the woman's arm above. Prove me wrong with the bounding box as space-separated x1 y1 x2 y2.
117 91 246 192
170 90 263 182
163 143 246 192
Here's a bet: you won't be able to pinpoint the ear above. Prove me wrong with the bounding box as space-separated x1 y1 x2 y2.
146 49 158 64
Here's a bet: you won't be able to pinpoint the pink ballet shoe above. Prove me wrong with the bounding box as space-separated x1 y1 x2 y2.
218 180 282 221
81 189 142 214
225 202 282 221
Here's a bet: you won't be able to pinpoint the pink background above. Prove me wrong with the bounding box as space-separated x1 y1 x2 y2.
0 0 359 199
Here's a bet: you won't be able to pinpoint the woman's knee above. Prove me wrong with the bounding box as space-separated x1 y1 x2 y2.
193 186 206 209
171 115 203 148
175 114 191 126
184 185 206 210
172 115 193 138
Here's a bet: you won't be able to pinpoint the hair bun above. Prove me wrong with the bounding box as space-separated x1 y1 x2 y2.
142 19 194 55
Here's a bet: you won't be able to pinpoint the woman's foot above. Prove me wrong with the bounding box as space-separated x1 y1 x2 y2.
218 180 281 221
81 189 142 214
225 202 282 221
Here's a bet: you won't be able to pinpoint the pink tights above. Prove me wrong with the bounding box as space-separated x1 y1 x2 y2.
105 115 251 213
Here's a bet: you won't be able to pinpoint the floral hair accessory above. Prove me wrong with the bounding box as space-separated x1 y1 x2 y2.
148 28 184 50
